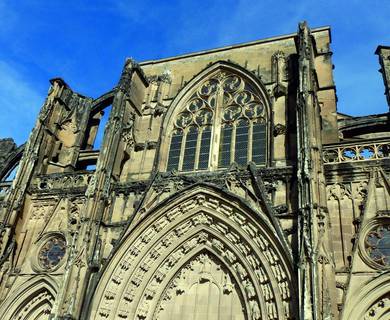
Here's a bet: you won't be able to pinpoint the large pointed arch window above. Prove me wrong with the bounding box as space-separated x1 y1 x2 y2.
167 71 267 172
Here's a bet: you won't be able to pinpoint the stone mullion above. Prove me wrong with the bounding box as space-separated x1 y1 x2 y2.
178 130 187 171
231 123 237 163
194 127 202 170
248 120 253 162
210 85 224 170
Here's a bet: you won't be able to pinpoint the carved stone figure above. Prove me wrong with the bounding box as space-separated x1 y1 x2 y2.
250 300 261 320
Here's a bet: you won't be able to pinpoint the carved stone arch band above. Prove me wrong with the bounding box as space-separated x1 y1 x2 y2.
158 61 272 172
342 273 390 320
0 276 58 320
87 185 296 320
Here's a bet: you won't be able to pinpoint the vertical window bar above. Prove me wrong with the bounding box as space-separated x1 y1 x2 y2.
252 122 266 164
166 131 183 171
234 120 249 165
182 126 198 171
219 124 233 167
198 126 212 170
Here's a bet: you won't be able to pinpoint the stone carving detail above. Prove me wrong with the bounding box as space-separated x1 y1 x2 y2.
271 51 287 83
273 123 286 137
68 201 81 231
327 183 352 200
38 235 66 270
327 180 369 269
271 51 287 98
250 300 261 320
364 294 390 320
167 69 268 172
323 140 390 163
13 289 54 320
153 253 248 320
94 193 295 320
30 204 49 220
122 114 135 147
35 173 92 191
0 138 17 168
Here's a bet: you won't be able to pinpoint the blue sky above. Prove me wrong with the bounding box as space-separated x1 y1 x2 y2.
0 0 389 145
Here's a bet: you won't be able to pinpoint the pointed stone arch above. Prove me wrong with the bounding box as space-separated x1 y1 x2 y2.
0 144 24 182
158 61 273 171
140 246 252 320
0 276 57 320
163 61 272 126
342 273 390 320
88 185 296 319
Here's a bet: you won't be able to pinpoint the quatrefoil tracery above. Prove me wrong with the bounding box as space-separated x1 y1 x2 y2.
174 72 266 131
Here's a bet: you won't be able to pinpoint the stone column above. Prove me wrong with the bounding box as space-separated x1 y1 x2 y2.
296 21 337 320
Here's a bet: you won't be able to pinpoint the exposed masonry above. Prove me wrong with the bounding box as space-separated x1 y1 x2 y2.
0 22 389 320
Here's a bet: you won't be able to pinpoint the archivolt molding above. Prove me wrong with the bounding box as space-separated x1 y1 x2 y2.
150 250 250 320
0 276 58 320
342 272 390 320
89 187 296 319
364 294 390 320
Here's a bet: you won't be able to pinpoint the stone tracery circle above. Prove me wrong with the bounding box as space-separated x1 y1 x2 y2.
38 235 66 270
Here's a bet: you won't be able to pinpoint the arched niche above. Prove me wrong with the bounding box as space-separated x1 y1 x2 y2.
0 277 58 320
158 61 272 172
88 185 296 320
145 248 249 320
0 145 24 181
79 91 115 153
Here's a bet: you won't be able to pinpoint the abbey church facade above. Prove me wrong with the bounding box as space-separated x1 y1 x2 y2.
0 22 389 319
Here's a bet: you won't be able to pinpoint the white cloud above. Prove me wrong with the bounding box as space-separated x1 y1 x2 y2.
0 60 44 144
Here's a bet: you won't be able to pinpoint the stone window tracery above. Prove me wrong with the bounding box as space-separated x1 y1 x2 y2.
38 235 66 270
365 224 390 267
167 71 267 172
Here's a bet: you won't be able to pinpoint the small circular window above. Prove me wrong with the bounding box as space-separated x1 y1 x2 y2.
365 224 390 267
38 236 66 270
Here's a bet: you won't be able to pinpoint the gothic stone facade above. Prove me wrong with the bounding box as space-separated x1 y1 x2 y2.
0 22 389 320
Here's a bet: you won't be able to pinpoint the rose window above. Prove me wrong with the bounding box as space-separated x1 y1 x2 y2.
38 236 66 269
365 224 390 267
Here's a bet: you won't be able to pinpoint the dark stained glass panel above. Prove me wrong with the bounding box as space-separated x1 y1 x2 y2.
38 236 66 269
219 125 233 168
182 127 198 171
252 123 266 164
234 120 249 165
167 131 183 171
198 126 211 170
365 224 390 267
